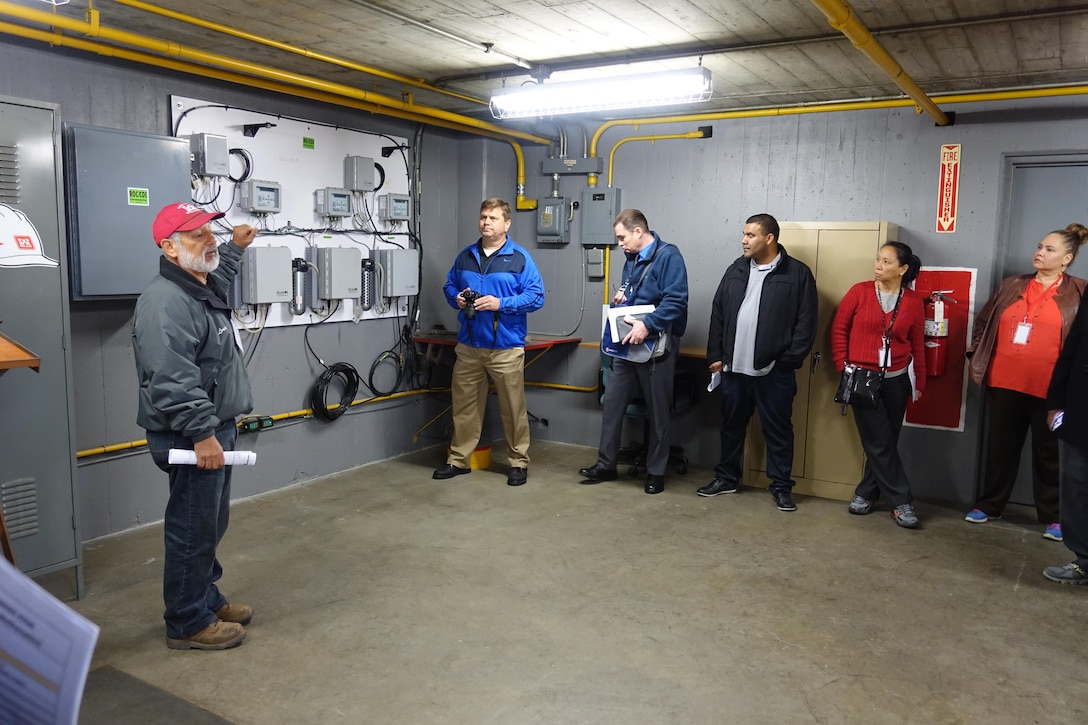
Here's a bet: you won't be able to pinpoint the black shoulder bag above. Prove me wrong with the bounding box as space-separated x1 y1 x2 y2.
835 286 903 415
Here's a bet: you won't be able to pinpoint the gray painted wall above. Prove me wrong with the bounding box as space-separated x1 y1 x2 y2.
4 37 1088 542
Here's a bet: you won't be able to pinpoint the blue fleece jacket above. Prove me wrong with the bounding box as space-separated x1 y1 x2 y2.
614 234 689 337
444 235 545 348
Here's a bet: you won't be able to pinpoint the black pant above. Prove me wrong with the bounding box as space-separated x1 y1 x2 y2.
976 386 1059 524
851 373 913 506
1060 440 1088 566
596 350 677 477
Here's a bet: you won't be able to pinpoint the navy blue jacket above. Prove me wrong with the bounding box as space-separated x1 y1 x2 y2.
615 234 689 337
707 244 817 370
444 236 545 348
1048 296 1088 446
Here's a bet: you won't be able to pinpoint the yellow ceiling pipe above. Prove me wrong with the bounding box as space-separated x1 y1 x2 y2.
810 0 949 126
600 129 710 302
111 0 486 107
0 0 548 146
0 20 524 143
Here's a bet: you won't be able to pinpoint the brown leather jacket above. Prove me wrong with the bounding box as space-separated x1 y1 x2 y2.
966 273 1087 386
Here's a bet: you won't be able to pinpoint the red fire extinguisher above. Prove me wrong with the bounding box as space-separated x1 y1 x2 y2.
924 290 955 377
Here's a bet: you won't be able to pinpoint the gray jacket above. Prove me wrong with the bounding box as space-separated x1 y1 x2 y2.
133 242 253 441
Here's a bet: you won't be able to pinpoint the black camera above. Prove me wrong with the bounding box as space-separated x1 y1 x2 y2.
462 290 481 320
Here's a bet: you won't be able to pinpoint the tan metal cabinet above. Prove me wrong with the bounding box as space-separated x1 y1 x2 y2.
745 221 898 501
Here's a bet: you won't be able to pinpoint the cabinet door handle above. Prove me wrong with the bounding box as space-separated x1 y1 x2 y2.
811 351 821 373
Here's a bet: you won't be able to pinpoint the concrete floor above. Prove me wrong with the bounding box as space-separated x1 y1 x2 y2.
45 441 1088 724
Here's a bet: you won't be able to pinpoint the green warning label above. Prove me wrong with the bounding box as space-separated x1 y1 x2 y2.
303 137 315 150
128 188 149 206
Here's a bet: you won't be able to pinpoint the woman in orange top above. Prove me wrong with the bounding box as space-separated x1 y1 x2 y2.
965 224 1088 540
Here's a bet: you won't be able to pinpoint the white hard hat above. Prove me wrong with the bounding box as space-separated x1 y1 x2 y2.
0 203 59 268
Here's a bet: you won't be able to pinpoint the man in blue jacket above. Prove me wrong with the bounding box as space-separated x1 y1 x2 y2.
133 202 257 650
433 198 545 486
701 213 817 511
579 208 689 494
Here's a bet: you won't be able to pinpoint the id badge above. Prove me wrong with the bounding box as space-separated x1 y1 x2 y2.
877 342 891 368
1013 322 1032 345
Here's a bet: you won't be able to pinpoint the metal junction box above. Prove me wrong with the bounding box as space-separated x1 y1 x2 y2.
536 197 570 244
241 245 292 304
580 187 622 246
371 248 420 297
313 246 362 300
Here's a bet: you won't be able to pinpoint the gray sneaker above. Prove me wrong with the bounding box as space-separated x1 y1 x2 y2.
1043 563 1088 584
891 503 919 529
848 495 873 515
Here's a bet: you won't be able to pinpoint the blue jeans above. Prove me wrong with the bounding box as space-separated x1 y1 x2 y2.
147 420 236 639
715 367 797 492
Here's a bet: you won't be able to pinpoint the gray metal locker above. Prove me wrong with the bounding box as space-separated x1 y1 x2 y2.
0 96 82 594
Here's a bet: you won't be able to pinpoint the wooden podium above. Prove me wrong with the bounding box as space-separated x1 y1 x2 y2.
0 329 40 565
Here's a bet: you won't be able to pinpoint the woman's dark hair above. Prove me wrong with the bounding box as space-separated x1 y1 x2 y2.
1050 223 1088 265
883 242 922 286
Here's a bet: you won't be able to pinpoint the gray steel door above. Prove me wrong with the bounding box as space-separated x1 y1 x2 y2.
0 97 80 585
1001 158 1088 505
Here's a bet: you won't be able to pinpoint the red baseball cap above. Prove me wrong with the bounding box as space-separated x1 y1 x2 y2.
152 203 225 246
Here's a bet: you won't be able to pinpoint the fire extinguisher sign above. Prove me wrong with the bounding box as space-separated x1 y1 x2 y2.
936 144 961 233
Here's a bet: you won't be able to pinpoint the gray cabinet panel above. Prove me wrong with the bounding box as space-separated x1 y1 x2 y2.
0 97 81 591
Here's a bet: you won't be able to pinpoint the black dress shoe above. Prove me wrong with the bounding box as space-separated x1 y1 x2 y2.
432 464 471 480
644 475 665 494
578 465 618 483
507 467 527 486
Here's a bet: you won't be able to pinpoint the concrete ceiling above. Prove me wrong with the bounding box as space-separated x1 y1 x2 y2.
12 0 1088 126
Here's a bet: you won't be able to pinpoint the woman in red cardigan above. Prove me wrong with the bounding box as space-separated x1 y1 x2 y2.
831 242 926 528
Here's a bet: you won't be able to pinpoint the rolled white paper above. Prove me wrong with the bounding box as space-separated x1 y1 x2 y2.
167 449 257 466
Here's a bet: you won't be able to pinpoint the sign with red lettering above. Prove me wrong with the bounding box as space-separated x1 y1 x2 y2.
936 144 961 233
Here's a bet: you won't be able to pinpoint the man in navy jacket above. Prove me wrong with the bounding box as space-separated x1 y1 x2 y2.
579 208 689 494
700 213 817 511
433 198 545 486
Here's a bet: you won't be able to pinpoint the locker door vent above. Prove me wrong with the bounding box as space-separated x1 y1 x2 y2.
1 476 40 539
0 144 19 204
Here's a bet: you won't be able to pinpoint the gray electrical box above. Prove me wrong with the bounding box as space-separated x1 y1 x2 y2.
377 193 411 221
580 187 622 246
310 246 362 300
537 197 570 244
63 123 192 298
313 187 352 218
586 248 605 278
241 245 292 304
344 155 375 192
189 133 229 177
239 179 282 214
371 248 420 296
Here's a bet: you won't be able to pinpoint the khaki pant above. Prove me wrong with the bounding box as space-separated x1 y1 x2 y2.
448 344 530 469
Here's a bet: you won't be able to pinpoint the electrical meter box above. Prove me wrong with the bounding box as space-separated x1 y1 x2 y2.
308 246 362 301
377 193 411 221
580 187 622 246
314 187 353 217
343 155 375 192
537 197 570 244
189 133 229 177
371 248 420 297
241 245 292 304
239 179 282 214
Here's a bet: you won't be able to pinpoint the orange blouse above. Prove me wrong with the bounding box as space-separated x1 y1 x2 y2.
987 278 1064 397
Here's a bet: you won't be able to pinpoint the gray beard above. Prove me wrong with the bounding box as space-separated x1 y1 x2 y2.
178 245 220 274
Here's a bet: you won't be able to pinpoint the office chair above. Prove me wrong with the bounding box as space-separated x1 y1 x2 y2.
598 353 695 476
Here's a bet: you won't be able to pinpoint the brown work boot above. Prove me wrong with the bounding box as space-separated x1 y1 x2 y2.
215 602 253 625
166 621 246 650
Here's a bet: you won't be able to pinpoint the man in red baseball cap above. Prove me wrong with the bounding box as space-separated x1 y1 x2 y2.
133 202 258 650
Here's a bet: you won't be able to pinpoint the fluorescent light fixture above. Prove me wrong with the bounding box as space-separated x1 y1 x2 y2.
490 67 713 119
36 0 70 4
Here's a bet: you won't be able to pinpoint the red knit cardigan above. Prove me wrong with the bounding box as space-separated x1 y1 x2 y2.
830 281 927 394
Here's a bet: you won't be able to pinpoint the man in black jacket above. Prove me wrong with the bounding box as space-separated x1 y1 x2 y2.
1044 298 1088 584
133 203 257 650
700 214 817 511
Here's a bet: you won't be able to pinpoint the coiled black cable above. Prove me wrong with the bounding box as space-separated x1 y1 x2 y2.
310 362 360 422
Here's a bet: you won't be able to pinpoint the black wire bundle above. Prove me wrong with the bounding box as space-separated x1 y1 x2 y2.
310 361 360 422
